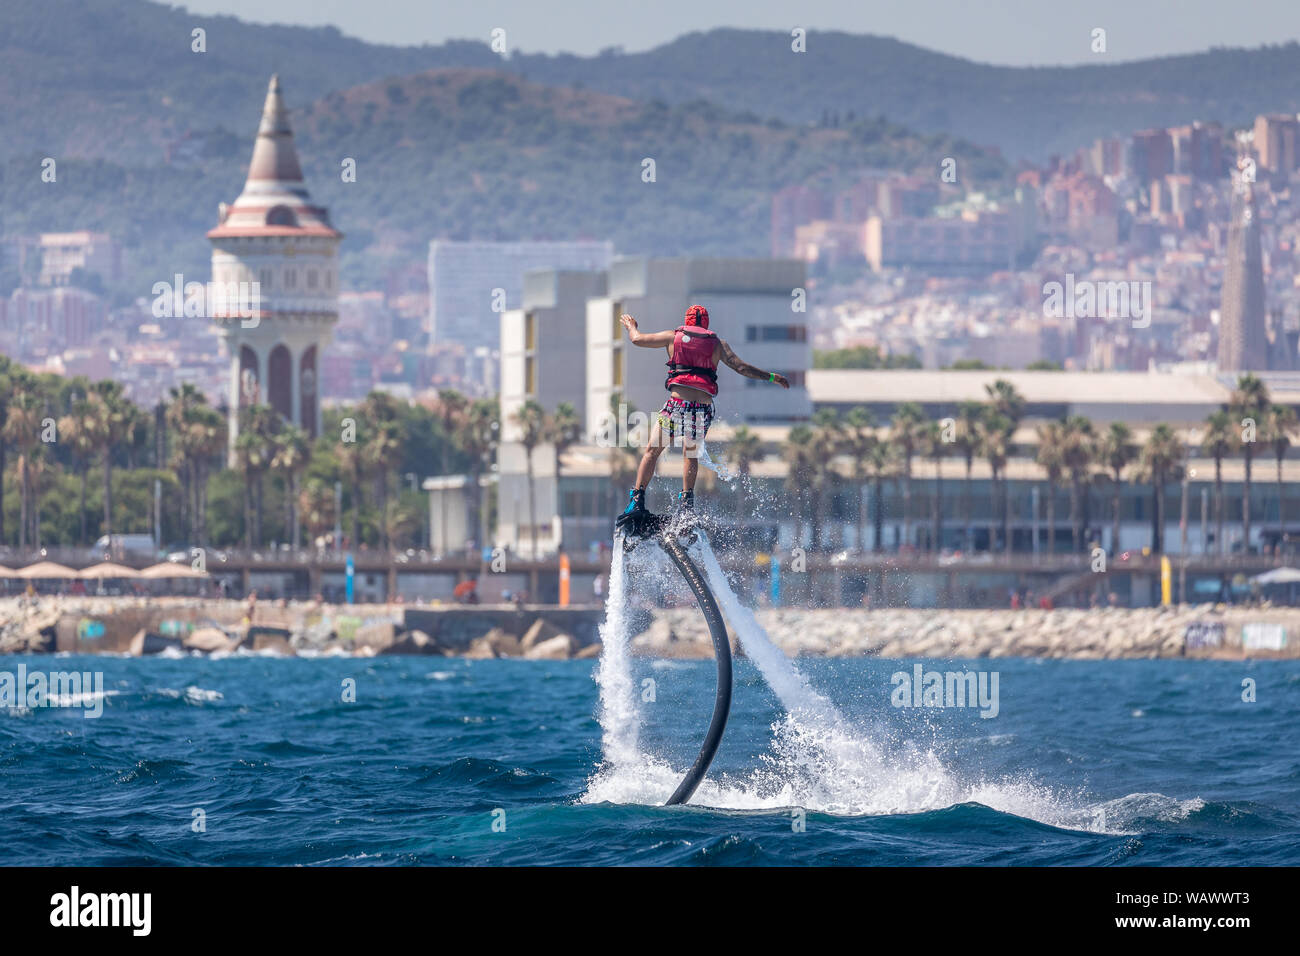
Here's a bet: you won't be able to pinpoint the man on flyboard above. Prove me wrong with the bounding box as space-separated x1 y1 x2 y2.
614 304 789 536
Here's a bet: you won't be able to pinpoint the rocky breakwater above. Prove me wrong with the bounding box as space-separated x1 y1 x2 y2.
628 605 1300 659
353 610 603 659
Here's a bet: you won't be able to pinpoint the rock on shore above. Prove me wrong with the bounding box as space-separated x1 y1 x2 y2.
2 596 1295 659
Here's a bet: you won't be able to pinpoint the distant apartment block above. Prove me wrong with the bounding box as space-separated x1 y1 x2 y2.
1088 138 1126 178
792 220 866 268
771 174 939 260
1041 172 1119 251
863 211 1014 273
1129 128 1175 184
426 239 614 355
1254 113 1300 176
1169 122 1224 180
37 231 123 286
4 286 105 358
770 184 831 256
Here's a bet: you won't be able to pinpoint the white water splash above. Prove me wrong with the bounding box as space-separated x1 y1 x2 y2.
585 532 1193 834
695 442 734 482
591 535 640 773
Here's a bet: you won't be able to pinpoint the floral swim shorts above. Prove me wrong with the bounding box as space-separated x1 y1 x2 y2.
656 396 714 445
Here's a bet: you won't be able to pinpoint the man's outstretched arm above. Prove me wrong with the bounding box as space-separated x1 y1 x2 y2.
620 313 675 348
719 339 790 387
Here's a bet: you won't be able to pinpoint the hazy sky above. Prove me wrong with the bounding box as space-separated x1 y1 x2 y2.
178 0 1300 64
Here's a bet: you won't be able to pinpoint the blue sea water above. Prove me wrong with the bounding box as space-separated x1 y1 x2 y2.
1 653 1296 865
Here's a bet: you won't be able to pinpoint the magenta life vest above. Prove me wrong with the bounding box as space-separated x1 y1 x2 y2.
664 325 719 396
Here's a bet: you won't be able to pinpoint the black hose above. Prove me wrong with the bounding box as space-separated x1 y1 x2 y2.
660 533 733 806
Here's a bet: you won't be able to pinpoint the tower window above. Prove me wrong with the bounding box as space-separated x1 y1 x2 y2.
307 269 318 289
285 269 296 289
266 205 298 227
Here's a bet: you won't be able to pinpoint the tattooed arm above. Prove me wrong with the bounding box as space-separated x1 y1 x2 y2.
619 313 675 348
718 338 790 387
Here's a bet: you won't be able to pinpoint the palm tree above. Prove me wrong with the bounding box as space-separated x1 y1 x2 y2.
2 379 42 551
1138 424 1185 553
271 425 310 549
985 379 1026 428
866 435 892 553
26 449 50 552
512 399 548 558
841 408 875 550
359 392 403 551
89 380 132 538
922 420 948 551
781 424 816 547
166 384 203 543
1230 373 1271 553
981 412 1012 552
1266 404 1299 550
809 408 844 549
1036 420 1066 554
1201 410 1234 555
724 425 763 525
58 395 100 545
298 479 337 550
233 407 276 549
889 402 926 550
1062 415 1096 552
1097 422 1136 557
166 385 224 546
954 401 984 550
189 405 225 546
549 401 582 473
0 358 12 544
338 420 368 550
458 399 500 564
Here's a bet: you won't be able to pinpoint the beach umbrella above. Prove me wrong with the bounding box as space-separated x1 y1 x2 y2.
139 562 210 579
1252 567 1300 585
16 561 80 579
79 562 142 579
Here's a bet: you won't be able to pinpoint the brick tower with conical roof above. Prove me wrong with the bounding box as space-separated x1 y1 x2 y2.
208 74 341 459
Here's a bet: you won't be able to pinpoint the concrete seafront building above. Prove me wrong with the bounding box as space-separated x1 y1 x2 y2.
208 75 341 457
426 240 614 356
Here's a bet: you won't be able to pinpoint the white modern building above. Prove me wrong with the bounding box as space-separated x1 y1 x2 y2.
500 269 606 441
497 269 608 556
208 75 341 458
